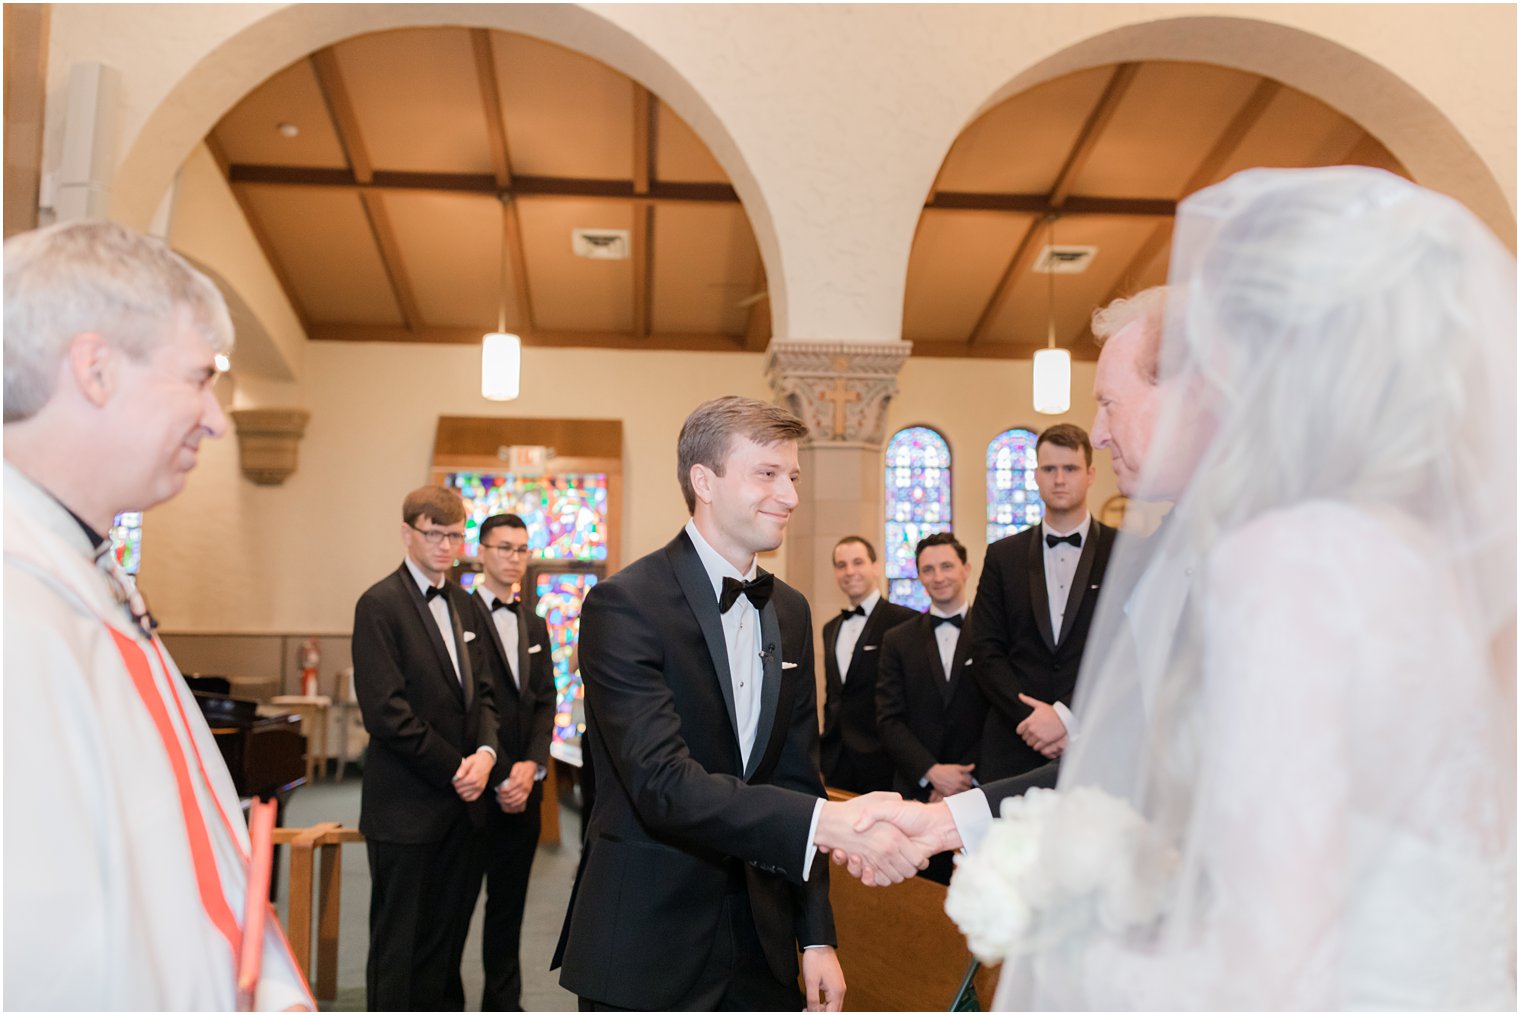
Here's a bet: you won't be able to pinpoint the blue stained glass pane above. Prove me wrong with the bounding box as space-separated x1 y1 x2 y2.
110 512 143 576
444 472 609 561
533 571 599 742
986 428 1045 545
883 426 951 611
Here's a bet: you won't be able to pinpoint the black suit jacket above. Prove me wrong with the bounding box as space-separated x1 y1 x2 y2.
819 597 918 777
553 530 834 1010
875 612 988 800
468 592 556 792
971 522 1116 780
352 563 500 843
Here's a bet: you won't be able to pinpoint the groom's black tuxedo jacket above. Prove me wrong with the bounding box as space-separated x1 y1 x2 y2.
875 612 988 800
819 597 918 786
552 530 834 1010
971 521 1116 780
352 563 500 843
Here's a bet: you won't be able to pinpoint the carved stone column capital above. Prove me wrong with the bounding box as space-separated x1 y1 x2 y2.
230 408 310 486
765 340 911 447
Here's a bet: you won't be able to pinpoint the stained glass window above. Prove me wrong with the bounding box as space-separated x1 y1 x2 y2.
987 428 1044 545
534 571 599 742
444 472 608 561
884 426 951 612
110 512 143 576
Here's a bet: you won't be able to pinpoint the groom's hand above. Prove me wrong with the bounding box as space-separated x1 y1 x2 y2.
814 792 931 885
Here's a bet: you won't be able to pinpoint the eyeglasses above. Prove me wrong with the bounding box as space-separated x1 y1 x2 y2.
482 543 531 558
408 523 468 546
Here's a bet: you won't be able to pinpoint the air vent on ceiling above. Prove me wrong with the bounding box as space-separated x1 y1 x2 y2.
1033 245 1098 274
572 228 631 260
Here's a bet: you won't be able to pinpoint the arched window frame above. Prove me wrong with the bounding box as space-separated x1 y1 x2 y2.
986 426 1045 546
883 424 952 612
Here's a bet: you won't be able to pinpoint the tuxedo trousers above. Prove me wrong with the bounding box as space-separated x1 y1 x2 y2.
480 797 542 1011
365 814 485 1011
824 744 895 794
577 890 802 1012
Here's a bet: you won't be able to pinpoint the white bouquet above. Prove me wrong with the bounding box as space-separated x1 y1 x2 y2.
945 786 1177 964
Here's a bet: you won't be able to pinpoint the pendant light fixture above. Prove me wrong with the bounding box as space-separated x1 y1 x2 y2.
1032 213 1072 415
482 194 521 401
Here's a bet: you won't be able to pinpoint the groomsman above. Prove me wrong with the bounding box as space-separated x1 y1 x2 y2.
353 485 499 1011
971 423 1117 781
875 532 986 884
469 513 556 1012
819 536 917 793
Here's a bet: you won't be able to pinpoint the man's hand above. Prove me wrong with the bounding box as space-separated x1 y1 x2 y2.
451 750 493 802
845 795 963 857
814 792 931 886
496 760 537 813
801 945 845 1012
1016 693 1068 757
924 762 975 798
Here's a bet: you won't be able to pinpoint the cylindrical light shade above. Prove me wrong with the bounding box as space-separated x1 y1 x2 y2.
1032 347 1071 415
481 332 521 401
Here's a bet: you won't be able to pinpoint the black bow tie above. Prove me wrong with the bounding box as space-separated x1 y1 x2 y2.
839 605 866 620
424 584 445 602
491 598 518 614
933 613 963 628
720 573 774 613
1045 532 1082 549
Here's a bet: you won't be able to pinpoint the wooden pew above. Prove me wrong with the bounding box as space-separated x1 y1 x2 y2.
824 789 1000 1011
273 823 364 1002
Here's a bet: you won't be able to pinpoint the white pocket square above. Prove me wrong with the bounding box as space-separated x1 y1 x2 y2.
782 661 799 670
463 630 477 643
863 644 879 652
528 643 543 654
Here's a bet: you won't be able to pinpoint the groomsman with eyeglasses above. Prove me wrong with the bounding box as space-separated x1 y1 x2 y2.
468 512 556 1011
352 485 500 1011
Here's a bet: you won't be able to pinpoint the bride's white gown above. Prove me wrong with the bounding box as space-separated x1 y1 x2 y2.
997 501 1516 1010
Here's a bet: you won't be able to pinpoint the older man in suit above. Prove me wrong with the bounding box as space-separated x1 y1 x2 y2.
972 423 1116 780
469 512 556 1012
353 485 500 1011
553 396 931 1012
819 536 917 793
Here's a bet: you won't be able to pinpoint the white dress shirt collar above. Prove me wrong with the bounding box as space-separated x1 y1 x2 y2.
684 519 757 598
928 602 967 619
853 588 882 617
403 556 446 595
1041 513 1092 541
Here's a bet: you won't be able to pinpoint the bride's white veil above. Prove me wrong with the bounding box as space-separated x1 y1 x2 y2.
997 166 1516 1007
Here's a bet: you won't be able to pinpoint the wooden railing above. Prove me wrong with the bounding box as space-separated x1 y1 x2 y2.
272 822 364 1002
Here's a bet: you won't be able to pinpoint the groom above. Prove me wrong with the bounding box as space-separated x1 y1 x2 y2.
849 286 1207 857
553 396 930 1012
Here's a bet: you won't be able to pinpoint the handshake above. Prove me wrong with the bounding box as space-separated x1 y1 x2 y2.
812 792 966 886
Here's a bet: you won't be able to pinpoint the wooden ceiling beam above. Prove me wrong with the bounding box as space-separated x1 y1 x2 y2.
470 29 513 190
502 196 535 333
1091 77 1282 334
309 47 423 330
204 135 314 333
226 164 740 205
309 322 745 352
906 338 1099 362
965 217 1045 347
1049 62 1139 208
928 192 1174 217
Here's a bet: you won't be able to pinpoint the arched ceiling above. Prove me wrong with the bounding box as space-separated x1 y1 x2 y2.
208 29 1404 359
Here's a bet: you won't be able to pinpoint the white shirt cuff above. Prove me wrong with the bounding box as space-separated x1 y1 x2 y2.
945 787 993 853
477 745 497 760
1052 701 1077 740
801 798 823 881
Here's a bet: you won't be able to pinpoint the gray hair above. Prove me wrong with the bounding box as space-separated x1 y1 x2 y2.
3 220 233 422
1092 286 1168 383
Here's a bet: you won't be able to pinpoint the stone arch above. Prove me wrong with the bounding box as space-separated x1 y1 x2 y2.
105 3 792 326
951 14 1514 245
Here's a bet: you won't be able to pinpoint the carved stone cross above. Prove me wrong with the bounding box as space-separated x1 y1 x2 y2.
820 373 861 438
